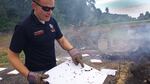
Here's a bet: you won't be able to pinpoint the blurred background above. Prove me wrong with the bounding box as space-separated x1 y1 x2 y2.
0 0 150 84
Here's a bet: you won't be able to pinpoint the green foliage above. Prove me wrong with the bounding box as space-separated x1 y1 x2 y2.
20 52 25 63
97 13 135 25
0 50 25 66
0 51 9 66
54 0 136 26
0 17 17 32
55 0 90 26
0 0 150 32
0 0 31 32
138 11 150 20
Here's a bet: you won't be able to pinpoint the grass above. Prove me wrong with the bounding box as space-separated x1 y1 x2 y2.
0 49 25 67
0 33 10 67
0 50 9 66
0 33 25 67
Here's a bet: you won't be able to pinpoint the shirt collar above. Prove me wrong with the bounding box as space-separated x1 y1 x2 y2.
40 21 45 24
31 10 47 25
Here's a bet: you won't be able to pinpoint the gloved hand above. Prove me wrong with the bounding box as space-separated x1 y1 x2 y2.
68 48 84 67
27 72 49 84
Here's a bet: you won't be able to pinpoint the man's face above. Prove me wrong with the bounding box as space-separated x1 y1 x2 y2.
32 0 55 21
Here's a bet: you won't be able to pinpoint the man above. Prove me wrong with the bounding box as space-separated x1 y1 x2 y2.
7 0 84 84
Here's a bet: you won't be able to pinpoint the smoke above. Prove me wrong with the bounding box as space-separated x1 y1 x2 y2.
63 22 150 62
99 27 140 53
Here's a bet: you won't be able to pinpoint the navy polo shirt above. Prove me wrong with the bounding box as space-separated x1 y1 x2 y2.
9 12 63 71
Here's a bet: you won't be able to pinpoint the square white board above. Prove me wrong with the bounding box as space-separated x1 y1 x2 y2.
44 60 108 84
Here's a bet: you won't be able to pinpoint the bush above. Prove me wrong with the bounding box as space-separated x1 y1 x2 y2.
0 17 18 32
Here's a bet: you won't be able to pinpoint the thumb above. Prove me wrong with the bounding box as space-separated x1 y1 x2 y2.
41 74 49 79
77 58 84 68
41 81 49 84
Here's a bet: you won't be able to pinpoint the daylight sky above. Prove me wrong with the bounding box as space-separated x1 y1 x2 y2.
95 0 150 18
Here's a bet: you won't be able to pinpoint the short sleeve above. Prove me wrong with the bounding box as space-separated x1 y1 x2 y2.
9 25 27 53
52 18 63 39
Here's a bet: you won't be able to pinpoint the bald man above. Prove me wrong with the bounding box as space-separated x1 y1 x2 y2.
8 0 84 84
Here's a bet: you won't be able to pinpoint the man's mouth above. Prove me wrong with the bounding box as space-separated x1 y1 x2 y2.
45 13 51 17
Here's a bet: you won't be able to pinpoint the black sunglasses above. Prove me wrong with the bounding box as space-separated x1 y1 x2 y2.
33 0 55 12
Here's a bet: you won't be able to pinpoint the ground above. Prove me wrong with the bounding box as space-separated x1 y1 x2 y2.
0 60 120 84
0 23 150 84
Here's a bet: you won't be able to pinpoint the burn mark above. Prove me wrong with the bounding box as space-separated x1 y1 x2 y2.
66 63 70 66
73 76 76 78
73 71 77 75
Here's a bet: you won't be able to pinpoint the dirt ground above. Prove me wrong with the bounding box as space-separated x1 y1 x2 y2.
0 24 150 84
0 61 119 84
0 55 149 84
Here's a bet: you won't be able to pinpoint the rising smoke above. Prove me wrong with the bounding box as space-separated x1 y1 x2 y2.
63 22 150 63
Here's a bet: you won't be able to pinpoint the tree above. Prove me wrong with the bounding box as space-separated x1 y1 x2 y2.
144 11 150 19
138 13 144 20
0 0 31 32
55 0 97 26
138 11 150 20
105 7 109 13
96 8 102 17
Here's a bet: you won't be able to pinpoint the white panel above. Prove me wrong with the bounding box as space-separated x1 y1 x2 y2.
82 54 90 57
7 70 19 75
90 59 102 63
0 77 2 80
100 69 117 76
44 60 108 84
65 57 71 60
56 58 59 62
0 68 6 71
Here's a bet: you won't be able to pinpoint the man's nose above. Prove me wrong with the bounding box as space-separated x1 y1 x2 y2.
46 10 52 15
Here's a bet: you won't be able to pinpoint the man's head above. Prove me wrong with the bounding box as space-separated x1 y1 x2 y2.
32 0 55 21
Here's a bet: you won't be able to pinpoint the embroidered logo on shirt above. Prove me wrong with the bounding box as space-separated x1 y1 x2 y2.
34 30 44 36
49 24 55 32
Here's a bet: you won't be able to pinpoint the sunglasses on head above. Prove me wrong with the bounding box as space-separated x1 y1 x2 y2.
33 0 55 12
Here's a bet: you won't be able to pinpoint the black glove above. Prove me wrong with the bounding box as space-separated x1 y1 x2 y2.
68 48 84 67
27 72 49 84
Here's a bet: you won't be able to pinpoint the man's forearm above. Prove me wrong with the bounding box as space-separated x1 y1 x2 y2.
7 49 29 77
57 36 74 51
57 36 84 67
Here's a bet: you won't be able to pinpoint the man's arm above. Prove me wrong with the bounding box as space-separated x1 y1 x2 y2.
57 36 84 67
57 36 74 50
8 49 49 83
7 49 29 77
